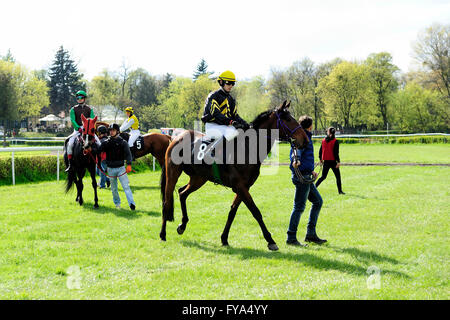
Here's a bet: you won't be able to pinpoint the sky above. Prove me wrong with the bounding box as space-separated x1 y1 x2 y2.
1 0 449 81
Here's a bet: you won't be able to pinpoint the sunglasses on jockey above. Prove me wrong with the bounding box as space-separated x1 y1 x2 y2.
76 96 86 100
224 81 235 86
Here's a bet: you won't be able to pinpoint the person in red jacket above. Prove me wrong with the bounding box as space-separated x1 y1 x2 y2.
315 127 345 194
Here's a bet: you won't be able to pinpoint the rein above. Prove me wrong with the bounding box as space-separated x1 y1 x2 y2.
273 112 321 184
290 141 322 184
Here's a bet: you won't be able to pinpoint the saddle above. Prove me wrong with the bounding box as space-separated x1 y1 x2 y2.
191 135 231 165
120 132 144 150
190 136 224 185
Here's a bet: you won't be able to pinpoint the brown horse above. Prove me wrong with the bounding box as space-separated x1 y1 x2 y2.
160 101 309 251
95 121 171 169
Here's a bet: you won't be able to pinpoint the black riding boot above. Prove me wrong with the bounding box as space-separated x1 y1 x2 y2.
130 147 136 161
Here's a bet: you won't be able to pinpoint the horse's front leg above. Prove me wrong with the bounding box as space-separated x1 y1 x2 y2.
76 169 85 206
221 194 242 246
177 176 207 235
236 185 278 251
89 165 99 208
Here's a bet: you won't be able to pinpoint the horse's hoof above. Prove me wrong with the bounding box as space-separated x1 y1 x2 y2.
79 201 83 206
222 242 229 247
177 224 185 235
94 204 99 209
268 243 279 251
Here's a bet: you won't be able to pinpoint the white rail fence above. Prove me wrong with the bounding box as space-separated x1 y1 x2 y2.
0 133 447 185
0 146 64 185
0 146 156 185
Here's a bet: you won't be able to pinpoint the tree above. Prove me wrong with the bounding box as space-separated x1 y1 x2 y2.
48 46 84 115
89 69 120 120
268 67 290 107
157 75 216 129
287 58 316 119
118 59 131 97
365 52 399 128
0 62 18 146
233 76 271 122
179 75 216 128
0 61 48 146
160 73 174 90
391 82 449 132
318 61 377 130
193 58 213 80
1 49 15 63
157 77 191 128
413 23 450 99
126 68 159 108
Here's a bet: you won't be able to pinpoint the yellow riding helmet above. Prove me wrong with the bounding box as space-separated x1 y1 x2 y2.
125 107 134 113
218 70 236 82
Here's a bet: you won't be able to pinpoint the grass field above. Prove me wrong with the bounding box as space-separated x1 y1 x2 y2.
0 162 448 299
1 143 449 164
276 143 450 164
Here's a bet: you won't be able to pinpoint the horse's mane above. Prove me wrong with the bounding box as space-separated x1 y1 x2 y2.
251 109 275 129
251 107 291 129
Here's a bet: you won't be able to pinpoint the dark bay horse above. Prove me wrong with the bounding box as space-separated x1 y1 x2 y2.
65 115 99 208
160 101 309 251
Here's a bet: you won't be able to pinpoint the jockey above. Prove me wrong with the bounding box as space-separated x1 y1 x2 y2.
65 90 100 172
120 107 140 152
201 70 249 143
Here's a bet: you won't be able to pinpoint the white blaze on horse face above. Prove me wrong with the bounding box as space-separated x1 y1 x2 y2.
84 133 89 148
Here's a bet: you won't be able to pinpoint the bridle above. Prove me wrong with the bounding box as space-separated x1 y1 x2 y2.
275 110 302 145
275 111 321 184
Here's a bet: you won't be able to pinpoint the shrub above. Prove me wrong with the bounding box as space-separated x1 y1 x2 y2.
0 153 161 185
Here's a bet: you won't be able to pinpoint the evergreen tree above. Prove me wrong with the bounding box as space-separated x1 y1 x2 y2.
1 49 15 63
48 46 84 114
193 58 213 80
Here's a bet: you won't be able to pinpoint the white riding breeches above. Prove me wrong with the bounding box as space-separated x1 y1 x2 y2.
205 123 239 141
67 130 100 155
128 129 140 147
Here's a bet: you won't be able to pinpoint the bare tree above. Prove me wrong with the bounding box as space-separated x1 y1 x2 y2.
118 58 132 98
413 23 450 99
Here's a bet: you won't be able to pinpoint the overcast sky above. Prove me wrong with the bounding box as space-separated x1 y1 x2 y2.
1 0 449 80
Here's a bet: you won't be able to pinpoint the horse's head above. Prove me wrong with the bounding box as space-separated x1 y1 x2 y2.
272 100 309 149
81 114 98 149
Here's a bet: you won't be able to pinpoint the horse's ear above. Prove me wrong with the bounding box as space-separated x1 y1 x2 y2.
277 100 287 111
81 114 87 123
93 116 98 123
285 100 291 109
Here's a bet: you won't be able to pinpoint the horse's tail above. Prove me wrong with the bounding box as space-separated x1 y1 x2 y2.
162 140 185 222
160 164 166 203
162 163 175 222
65 167 76 193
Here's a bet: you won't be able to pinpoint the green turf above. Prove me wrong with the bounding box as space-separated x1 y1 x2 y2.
276 143 450 164
0 165 448 299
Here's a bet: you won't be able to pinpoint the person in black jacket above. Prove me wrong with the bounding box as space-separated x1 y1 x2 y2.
97 123 136 210
315 127 345 194
96 125 110 189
